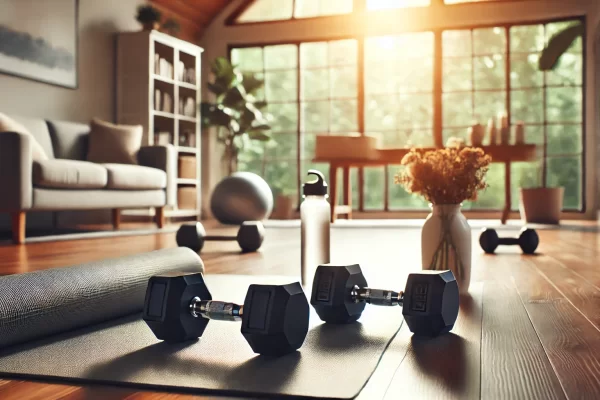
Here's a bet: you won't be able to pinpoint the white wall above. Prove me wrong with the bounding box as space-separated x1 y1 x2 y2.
0 0 144 123
201 0 600 219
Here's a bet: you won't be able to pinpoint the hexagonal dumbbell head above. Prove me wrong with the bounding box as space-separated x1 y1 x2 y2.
402 270 459 337
176 223 206 253
241 282 309 356
237 221 265 252
143 272 212 342
310 264 368 323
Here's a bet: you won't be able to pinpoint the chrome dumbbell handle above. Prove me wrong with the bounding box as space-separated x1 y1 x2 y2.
351 286 404 307
189 297 243 322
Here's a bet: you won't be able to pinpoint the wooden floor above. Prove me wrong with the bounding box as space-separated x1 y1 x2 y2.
1 222 600 399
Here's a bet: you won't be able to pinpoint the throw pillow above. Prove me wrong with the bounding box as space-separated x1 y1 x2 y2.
0 112 48 161
86 118 143 165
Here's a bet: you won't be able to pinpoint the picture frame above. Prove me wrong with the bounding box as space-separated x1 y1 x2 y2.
0 0 79 89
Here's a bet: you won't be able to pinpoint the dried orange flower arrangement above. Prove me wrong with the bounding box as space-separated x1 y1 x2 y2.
395 141 492 204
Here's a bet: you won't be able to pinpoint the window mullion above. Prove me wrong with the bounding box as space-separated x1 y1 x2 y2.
357 37 365 211
433 30 443 148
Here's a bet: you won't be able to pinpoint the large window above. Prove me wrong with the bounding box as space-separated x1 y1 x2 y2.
237 0 353 22
232 19 584 212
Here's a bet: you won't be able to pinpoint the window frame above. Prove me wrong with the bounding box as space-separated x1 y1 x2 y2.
228 14 587 213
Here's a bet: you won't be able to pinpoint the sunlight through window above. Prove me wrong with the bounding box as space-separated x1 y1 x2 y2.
367 0 431 10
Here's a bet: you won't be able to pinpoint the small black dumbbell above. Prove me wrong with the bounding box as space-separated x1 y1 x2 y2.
310 264 459 337
176 221 265 253
479 227 539 254
142 272 309 356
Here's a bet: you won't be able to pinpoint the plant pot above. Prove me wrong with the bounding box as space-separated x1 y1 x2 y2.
519 187 564 224
271 194 295 220
142 21 160 31
421 204 471 295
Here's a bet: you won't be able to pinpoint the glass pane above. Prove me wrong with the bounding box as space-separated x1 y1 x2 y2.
365 95 399 131
238 149 264 175
264 132 297 159
398 93 433 129
463 163 504 210
365 61 401 94
405 129 433 147
329 40 358 66
268 103 298 132
398 57 433 93
515 124 544 144
264 45 297 70
510 54 543 89
473 27 506 55
238 0 294 22
474 55 505 90
231 47 263 71
331 66 357 98
265 70 298 101
547 125 582 155
302 132 318 159
474 91 505 125
331 100 358 132
510 25 545 53
547 156 581 209
547 87 582 123
295 0 353 17
546 21 583 53
301 69 329 100
443 30 472 57
302 101 329 132
443 57 472 92
511 161 541 210
264 159 298 198
388 165 429 210
511 89 543 124
443 92 473 127
300 42 328 68
364 167 385 210
443 127 468 145
367 0 430 10
546 53 582 86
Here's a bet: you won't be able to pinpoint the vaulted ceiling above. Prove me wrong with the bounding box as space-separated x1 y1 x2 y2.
150 0 231 42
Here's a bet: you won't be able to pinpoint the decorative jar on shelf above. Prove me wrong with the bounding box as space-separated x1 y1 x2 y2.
421 204 471 295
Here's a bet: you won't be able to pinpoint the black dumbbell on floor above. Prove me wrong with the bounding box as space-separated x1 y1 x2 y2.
310 264 459 337
143 272 309 356
479 227 539 254
176 221 265 253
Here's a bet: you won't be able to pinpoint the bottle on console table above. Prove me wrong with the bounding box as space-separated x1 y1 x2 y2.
300 169 331 289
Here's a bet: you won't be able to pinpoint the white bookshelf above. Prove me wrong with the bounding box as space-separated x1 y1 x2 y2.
116 30 203 220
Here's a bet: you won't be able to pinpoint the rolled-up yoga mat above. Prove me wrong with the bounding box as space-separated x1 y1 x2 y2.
0 247 204 349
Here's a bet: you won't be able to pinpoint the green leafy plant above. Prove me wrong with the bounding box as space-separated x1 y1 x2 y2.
201 57 272 175
162 18 180 36
136 5 162 28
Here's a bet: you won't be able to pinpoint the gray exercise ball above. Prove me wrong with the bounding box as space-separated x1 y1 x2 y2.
210 172 273 225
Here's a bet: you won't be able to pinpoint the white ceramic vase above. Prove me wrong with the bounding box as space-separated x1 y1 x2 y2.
421 204 471 295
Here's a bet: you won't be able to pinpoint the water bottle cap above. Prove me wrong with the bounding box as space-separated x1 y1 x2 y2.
302 169 328 196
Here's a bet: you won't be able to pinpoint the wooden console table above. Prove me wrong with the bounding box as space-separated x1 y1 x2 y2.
314 144 538 224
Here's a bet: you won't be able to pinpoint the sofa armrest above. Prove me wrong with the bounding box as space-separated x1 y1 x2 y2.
0 131 33 210
138 144 176 207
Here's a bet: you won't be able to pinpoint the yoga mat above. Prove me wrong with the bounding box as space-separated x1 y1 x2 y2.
0 247 204 349
0 273 403 399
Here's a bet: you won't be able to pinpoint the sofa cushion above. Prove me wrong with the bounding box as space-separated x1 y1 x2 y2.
46 120 90 160
32 159 107 189
86 118 142 165
103 163 166 190
0 113 51 160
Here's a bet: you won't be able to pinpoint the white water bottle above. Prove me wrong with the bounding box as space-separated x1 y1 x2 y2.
300 170 331 288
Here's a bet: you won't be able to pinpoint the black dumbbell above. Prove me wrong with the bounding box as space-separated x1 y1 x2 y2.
142 272 309 356
176 221 265 253
310 264 459 337
479 227 539 254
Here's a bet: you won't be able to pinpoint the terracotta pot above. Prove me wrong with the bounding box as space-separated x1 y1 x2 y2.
421 204 471 295
519 187 564 224
272 194 295 220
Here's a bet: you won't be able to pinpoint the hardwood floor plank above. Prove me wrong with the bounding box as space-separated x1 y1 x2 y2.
382 283 483 400
481 282 566 400
511 258 600 399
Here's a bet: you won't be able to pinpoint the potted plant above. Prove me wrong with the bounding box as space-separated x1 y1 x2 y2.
519 22 582 224
136 5 162 31
201 57 272 175
162 18 180 37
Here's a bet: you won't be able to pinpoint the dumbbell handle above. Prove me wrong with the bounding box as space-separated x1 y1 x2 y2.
498 238 519 245
351 286 404 307
189 297 243 322
204 235 237 241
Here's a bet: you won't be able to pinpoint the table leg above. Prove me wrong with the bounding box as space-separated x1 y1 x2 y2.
330 165 338 223
343 167 352 220
502 162 511 225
